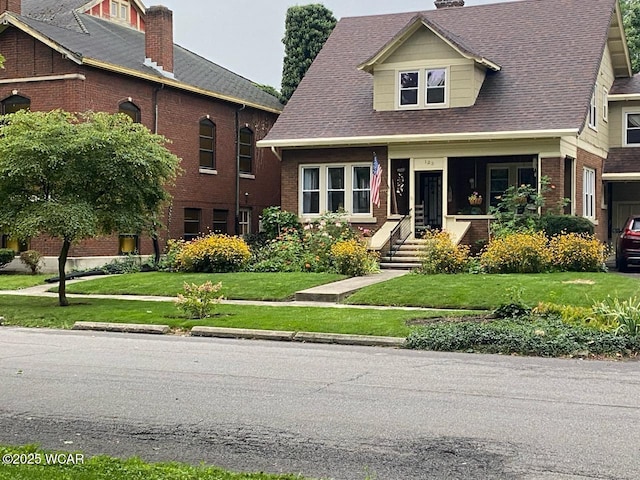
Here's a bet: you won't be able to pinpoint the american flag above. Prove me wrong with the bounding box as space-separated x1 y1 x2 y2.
371 153 382 208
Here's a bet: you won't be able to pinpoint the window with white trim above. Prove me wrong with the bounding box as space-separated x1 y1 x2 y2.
602 87 608 122
426 68 446 106
487 162 537 208
583 167 595 219
111 0 129 21
588 84 597 130
352 166 371 214
300 165 372 216
327 167 345 212
625 112 640 145
399 71 419 107
302 167 320 215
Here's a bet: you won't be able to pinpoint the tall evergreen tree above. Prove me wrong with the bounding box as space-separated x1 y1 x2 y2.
281 4 336 103
621 0 640 73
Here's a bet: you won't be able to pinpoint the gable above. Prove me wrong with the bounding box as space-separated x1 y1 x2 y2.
383 27 462 65
82 0 145 31
371 25 487 111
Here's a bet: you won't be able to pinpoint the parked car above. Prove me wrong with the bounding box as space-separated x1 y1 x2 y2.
616 215 640 272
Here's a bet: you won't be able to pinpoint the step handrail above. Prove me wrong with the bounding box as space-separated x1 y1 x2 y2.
388 209 412 261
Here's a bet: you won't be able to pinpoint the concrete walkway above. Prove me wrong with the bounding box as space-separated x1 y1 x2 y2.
295 269 408 302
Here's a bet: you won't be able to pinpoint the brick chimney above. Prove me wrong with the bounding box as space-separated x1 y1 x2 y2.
0 0 21 15
145 5 173 74
434 0 465 8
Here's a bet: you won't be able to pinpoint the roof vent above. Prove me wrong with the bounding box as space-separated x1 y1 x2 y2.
0 0 21 15
434 0 465 8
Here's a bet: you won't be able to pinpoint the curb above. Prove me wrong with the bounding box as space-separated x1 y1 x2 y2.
191 326 296 341
72 321 169 335
69 322 405 348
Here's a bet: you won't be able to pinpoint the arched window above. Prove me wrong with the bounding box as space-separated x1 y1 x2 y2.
239 127 253 174
118 101 140 123
199 119 216 170
1 95 30 114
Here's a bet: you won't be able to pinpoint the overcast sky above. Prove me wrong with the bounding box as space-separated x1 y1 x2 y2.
153 0 508 89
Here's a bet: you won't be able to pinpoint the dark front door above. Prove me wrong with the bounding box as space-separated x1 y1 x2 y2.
417 172 443 230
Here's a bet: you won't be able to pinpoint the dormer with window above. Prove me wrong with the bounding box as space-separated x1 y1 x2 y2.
83 0 146 31
358 15 500 112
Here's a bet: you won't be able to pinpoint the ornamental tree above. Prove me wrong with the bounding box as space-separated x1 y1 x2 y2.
0 110 180 306
281 4 336 102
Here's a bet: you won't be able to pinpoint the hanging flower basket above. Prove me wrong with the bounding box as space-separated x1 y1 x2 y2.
468 192 483 206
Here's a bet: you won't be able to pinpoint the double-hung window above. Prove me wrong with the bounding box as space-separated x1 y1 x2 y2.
399 71 419 107
625 112 640 145
301 165 372 216
583 167 595 219
111 0 129 21
199 119 216 170
327 167 345 212
302 167 320 215
426 68 446 106
352 166 371 214
602 87 608 122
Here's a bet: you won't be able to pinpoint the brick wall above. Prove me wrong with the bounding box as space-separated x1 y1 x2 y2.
576 148 607 241
281 147 389 230
539 157 565 213
0 26 280 256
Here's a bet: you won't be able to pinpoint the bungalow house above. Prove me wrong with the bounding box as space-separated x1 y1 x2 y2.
0 0 282 266
258 0 640 265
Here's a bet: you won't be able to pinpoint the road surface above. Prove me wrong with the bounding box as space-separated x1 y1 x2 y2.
1 327 639 479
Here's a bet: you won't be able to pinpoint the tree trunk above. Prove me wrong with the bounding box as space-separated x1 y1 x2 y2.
153 236 161 265
58 239 71 307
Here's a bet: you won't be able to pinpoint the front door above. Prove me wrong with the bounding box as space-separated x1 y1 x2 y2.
415 172 443 231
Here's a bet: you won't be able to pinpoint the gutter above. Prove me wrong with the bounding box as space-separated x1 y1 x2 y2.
257 129 580 149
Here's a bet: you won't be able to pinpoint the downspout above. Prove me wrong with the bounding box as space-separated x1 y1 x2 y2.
151 84 165 264
235 103 246 235
270 146 282 161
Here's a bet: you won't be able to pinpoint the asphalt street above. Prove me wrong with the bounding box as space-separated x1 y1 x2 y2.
0 327 639 479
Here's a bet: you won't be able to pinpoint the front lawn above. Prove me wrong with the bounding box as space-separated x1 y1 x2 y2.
0 274 48 290
0 444 308 480
60 272 346 301
0 295 471 337
345 272 640 309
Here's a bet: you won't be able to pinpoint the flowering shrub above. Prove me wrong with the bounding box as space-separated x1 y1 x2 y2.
330 239 379 276
548 233 608 272
174 234 251 273
480 231 552 273
419 230 470 274
175 281 224 319
248 229 310 272
19 250 42 274
260 206 301 239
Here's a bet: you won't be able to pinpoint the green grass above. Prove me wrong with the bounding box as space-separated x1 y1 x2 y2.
0 444 309 480
345 272 640 309
0 295 471 337
0 274 48 290
61 272 346 301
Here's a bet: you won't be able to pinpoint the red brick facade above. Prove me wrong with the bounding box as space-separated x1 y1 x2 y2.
576 148 607 241
0 26 280 257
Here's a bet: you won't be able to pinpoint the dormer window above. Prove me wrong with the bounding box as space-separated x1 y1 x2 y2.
111 0 129 22
426 68 446 105
399 71 419 106
398 68 448 109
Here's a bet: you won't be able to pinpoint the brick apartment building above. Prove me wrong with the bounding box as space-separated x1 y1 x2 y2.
0 0 283 258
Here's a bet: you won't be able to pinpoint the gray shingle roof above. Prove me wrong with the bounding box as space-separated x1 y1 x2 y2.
262 0 619 144
605 148 640 174
17 0 283 112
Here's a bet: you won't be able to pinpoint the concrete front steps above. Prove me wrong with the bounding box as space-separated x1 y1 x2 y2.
379 239 426 270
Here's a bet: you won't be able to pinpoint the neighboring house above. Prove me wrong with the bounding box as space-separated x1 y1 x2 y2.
0 0 283 259
259 0 640 252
